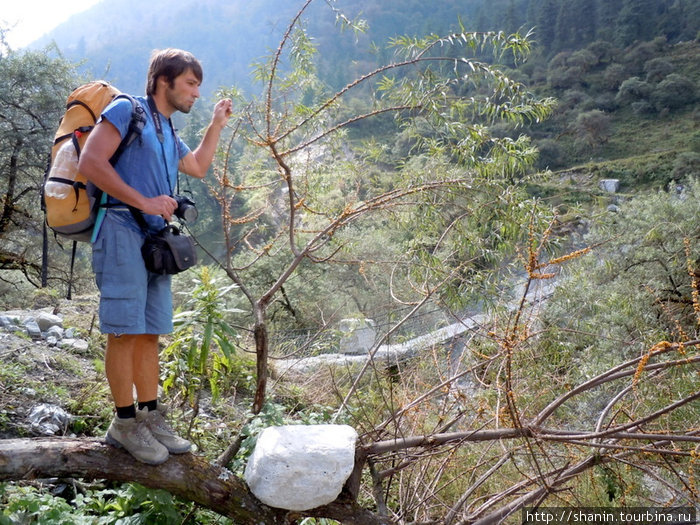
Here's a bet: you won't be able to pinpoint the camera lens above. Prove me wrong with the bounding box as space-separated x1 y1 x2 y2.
181 205 198 222
174 195 198 222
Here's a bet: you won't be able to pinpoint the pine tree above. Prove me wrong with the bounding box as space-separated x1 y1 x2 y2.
615 0 658 46
596 0 624 41
535 0 559 52
555 0 597 51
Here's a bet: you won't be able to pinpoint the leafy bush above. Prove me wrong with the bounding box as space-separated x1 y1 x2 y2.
631 100 655 115
535 139 565 170
0 483 193 525
602 63 628 90
163 267 253 405
616 76 652 105
586 40 616 63
567 49 597 71
650 73 697 111
671 151 700 179
644 57 674 83
573 109 612 147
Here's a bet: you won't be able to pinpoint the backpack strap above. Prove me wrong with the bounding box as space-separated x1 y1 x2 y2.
109 94 147 165
89 95 147 243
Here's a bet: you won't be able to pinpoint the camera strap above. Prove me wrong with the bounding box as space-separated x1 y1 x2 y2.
146 96 180 196
128 205 152 237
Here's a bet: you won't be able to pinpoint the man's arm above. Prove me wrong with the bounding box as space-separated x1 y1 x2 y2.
178 98 232 179
78 120 178 220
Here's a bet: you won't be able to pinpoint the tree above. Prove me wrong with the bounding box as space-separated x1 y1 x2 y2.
534 0 559 52
615 0 658 47
0 43 79 294
554 0 597 52
204 2 554 416
595 0 624 42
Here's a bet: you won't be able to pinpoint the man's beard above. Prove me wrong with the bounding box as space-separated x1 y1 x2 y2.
166 89 193 114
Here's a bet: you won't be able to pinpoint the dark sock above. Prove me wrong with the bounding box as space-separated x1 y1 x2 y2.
138 399 158 412
116 404 136 419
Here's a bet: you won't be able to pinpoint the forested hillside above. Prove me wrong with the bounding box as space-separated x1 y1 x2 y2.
30 0 700 96
27 0 700 181
1 0 698 523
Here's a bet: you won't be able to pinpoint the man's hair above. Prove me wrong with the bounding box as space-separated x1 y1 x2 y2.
146 48 203 96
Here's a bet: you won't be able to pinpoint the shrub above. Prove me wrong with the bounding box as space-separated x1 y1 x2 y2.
616 76 652 105
586 40 616 63
561 89 592 111
548 66 585 90
535 138 565 170
643 57 674 83
671 152 700 179
602 63 628 91
595 93 618 112
651 73 697 111
568 49 598 71
573 109 612 147
690 131 700 154
631 100 655 115
548 51 571 70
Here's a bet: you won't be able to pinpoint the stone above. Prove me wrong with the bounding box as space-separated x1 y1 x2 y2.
338 318 376 354
599 179 620 193
245 424 358 511
46 325 64 340
24 320 42 340
36 312 63 332
61 339 89 352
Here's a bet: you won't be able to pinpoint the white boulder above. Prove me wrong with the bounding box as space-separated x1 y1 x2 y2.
35 312 63 332
599 178 620 193
244 424 357 511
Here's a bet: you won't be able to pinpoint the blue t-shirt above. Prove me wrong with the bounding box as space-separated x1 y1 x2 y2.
99 95 190 232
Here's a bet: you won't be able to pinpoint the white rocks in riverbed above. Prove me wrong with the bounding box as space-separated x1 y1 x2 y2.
245 424 357 511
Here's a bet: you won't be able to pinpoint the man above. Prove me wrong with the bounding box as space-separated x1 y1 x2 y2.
79 48 232 464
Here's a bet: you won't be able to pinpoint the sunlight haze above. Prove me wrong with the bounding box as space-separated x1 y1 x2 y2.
2 0 102 49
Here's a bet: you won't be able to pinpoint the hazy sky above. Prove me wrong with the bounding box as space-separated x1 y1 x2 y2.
2 0 101 49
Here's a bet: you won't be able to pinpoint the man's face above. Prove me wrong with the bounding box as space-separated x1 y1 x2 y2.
165 69 201 114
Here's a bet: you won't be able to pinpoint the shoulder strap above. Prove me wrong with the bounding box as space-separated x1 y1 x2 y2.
109 94 147 165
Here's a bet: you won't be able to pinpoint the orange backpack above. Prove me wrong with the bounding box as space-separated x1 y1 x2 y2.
42 81 145 241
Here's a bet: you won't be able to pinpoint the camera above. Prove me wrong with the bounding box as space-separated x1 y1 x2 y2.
174 195 198 222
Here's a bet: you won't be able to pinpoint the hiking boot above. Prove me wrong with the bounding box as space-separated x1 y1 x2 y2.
137 403 192 454
105 416 169 465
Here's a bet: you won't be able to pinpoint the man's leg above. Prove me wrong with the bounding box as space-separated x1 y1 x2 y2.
104 333 168 464
105 333 160 403
115 333 192 455
132 333 160 403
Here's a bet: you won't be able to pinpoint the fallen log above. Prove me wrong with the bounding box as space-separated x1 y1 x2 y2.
0 437 385 525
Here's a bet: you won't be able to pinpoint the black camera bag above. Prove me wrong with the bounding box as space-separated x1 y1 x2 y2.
141 224 197 275
129 207 197 275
